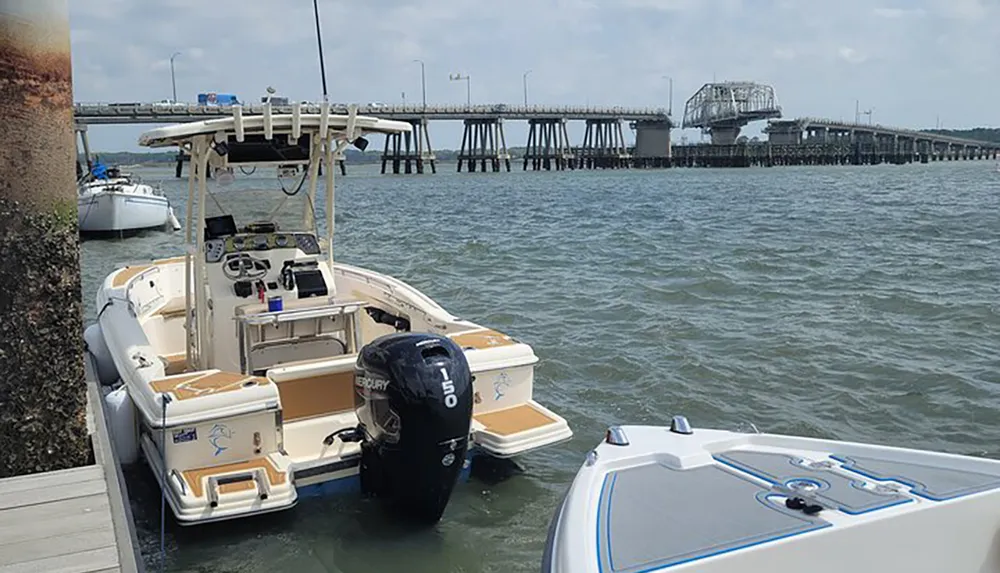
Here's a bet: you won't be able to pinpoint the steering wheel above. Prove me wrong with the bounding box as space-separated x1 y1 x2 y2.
223 254 268 281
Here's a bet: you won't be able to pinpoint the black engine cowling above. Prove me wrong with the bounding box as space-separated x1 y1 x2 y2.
354 332 473 523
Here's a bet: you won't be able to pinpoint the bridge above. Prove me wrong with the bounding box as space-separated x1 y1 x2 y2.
73 102 671 123
670 118 1000 168
766 117 1000 151
682 82 782 145
72 98 998 174
74 101 672 174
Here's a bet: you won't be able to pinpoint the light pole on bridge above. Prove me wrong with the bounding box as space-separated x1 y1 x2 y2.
169 51 181 103
413 59 426 109
450 73 471 107
448 74 472 107
523 70 531 106
661 75 673 115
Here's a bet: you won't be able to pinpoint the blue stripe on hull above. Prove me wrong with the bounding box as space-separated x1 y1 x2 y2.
294 454 473 499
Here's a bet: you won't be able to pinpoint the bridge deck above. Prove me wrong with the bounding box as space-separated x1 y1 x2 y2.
74 102 671 124
771 117 999 148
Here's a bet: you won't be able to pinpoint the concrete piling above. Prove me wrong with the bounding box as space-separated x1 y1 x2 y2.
0 0 89 477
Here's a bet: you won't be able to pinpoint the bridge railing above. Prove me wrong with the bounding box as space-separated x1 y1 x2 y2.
774 117 999 148
73 102 671 120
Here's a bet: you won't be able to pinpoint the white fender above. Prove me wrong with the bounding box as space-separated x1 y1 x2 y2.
104 385 138 464
84 323 119 386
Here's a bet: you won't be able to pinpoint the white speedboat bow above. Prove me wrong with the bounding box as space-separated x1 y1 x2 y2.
86 103 572 526
78 165 181 234
544 418 1000 572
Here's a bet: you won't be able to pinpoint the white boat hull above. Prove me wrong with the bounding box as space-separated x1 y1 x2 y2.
545 423 1000 573
93 254 571 525
78 189 173 233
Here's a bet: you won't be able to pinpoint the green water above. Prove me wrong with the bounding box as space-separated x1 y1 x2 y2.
80 161 1000 572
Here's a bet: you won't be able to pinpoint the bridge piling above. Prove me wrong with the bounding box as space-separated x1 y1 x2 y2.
579 119 630 169
381 118 435 174
524 118 574 171
631 120 673 168
457 118 510 173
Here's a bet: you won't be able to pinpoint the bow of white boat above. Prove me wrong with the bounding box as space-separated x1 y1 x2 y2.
544 420 1000 573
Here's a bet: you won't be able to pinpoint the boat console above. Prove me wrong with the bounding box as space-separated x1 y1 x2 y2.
198 215 340 373
201 214 328 302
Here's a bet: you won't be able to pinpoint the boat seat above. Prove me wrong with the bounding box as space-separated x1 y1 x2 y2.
474 403 556 436
181 456 287 500
159 352 188 375
235 298 362 373
153 296 187 320
149 370 270 401
267 357 358 422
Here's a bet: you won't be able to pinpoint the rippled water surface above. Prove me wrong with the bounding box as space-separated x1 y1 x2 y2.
80 161 1000 572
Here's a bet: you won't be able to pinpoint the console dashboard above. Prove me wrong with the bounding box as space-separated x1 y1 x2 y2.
205 232 320 263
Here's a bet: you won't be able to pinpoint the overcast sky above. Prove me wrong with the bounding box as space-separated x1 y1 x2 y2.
70 0 999 152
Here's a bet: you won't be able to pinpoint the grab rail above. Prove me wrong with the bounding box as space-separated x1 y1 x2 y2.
236 300 363 374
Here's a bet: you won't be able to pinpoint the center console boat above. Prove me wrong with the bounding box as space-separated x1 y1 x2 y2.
86 103 572 525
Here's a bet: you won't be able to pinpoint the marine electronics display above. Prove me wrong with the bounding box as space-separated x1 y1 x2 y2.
224 134 312 166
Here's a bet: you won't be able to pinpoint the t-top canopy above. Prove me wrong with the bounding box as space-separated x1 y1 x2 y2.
138 104 413 148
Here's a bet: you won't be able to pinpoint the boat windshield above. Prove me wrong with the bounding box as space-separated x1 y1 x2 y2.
199 164 327 238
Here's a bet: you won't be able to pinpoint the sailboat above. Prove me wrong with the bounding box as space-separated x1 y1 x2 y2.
78 162 181 235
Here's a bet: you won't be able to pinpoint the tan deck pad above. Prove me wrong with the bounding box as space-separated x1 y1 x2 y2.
451 328 518 350
160 353 188 376
110 256 185 288
182 458 286 499
149 370 269 401
474 403 556 436
275 371 355 422
218 480 256 495
111 265 150 288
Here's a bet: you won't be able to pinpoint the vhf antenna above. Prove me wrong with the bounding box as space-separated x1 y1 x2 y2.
312 0 329 102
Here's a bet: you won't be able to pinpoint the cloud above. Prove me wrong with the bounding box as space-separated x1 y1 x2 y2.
68 0 1000 151
929 0 995 20
873 7 926 18
772 48 796 61
837 47 868 64
620 0 699 11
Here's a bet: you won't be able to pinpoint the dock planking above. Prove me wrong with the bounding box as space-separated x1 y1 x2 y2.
0 359 142 573
0 464 120 572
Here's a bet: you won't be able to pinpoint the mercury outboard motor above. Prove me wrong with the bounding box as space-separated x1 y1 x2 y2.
354 332 473 523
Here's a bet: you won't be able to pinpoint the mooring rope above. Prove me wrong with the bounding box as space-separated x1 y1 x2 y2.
159 393 171 573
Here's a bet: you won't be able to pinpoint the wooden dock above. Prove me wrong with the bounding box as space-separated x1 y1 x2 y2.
0 364 143 572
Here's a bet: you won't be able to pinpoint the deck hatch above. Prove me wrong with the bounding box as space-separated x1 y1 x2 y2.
715 451 911 515
832 454 1000 501
597 463 826 573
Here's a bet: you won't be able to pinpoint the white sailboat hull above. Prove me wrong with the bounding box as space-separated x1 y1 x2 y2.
78 187 174 233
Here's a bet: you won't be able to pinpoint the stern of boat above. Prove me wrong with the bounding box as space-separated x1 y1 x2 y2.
137 368 299 525
450 328 573 458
